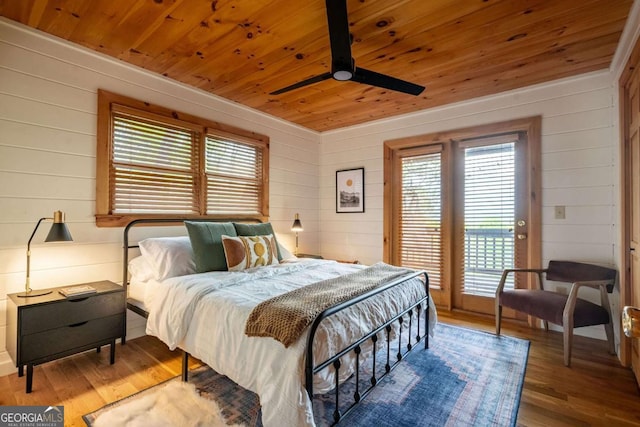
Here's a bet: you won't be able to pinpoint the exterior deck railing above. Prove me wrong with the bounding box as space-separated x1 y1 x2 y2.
401 227 516 297
464 228 514 295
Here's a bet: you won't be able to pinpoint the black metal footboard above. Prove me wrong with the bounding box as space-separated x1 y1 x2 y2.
305 270 430 425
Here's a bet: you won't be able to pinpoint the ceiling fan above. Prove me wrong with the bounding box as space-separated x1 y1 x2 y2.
270 0 425 96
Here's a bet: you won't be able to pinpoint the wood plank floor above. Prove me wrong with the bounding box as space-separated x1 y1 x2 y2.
1 312 639 426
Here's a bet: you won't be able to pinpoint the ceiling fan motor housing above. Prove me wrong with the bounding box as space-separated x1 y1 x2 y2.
332 58 355 80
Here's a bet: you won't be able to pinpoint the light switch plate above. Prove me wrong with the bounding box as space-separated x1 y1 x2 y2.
554 205 565 220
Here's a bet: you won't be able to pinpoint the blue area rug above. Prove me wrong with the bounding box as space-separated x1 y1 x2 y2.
85 323 529 427
314 323 529 426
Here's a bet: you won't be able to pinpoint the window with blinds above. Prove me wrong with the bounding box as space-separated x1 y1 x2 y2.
112 114 199 214
205 134 264 215
462 142 515 296
399 151 443 289
96 90 269 226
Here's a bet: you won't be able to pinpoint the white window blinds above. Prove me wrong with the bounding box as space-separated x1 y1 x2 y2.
399 150 443 289
205 134 264 215
112 114 198 214
462 141 515 296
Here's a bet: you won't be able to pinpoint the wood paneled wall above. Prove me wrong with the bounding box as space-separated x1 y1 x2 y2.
319 71 620 342
0 19 321 376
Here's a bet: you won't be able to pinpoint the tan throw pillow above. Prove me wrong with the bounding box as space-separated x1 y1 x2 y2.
222 234 279 271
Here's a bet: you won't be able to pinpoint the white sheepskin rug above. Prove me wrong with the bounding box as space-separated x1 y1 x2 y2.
93 381 244 427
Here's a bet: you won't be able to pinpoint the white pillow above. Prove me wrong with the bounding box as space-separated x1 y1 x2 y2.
128 255 155 283
138 236 196 281
277 242 298 261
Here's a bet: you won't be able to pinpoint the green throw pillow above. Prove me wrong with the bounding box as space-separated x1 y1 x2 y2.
185 221 237 272
233 222 283 261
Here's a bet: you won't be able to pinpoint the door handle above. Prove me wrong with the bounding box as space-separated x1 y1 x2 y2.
517 234 527 240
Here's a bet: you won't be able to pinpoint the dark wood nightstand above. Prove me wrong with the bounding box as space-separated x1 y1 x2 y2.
297 253 324 259
6 280 125 393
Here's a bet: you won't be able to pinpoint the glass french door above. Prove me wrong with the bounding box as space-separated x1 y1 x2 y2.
387 122 538 315
453 134 529 314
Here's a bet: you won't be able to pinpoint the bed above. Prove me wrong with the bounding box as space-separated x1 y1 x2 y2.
122 218 436 427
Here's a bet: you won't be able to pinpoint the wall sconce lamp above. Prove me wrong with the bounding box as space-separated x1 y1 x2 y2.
622 306 640 338
19 210 73 298
291 213 303 256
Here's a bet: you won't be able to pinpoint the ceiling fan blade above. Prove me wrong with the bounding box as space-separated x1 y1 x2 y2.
325 0 353 71
270 72 332 95
352 67 425 95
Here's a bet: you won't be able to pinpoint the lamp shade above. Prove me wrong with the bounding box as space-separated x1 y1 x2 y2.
45 210 73 242
45 222 73 242
291 213 303 232
20 210 73 298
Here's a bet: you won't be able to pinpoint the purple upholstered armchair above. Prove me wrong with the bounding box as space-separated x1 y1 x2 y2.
495 260 617 366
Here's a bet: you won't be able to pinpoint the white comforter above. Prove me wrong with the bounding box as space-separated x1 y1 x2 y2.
145 259 436 427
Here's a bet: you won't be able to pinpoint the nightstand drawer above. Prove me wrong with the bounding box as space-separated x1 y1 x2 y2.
21 291 124 335
20 313 124 363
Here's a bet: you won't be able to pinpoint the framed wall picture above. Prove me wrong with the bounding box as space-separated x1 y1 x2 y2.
336 167 365 213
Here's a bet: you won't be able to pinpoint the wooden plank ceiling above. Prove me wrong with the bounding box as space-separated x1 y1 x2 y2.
0 0 633 132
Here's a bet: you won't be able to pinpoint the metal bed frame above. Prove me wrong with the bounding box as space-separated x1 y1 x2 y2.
121 218 430 426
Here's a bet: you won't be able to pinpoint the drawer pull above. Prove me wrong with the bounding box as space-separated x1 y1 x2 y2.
68 321 88 328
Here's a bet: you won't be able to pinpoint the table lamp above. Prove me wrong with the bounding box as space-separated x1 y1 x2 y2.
291 213 303 256
19 210 73 297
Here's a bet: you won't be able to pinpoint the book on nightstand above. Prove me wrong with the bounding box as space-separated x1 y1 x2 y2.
58 284 97 297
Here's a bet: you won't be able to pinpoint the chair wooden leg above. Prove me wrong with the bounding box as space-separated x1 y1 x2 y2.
495 303 502 335
604 321 615 354
543 320 549 331
563 325 573 367
599 287 615 355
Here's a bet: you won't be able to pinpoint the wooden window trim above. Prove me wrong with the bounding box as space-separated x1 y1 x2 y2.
96 89 269 227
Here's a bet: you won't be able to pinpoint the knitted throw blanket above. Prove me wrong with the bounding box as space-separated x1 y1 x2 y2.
244 262 414 347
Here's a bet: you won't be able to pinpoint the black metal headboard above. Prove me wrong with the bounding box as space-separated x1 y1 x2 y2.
121 217 263 340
